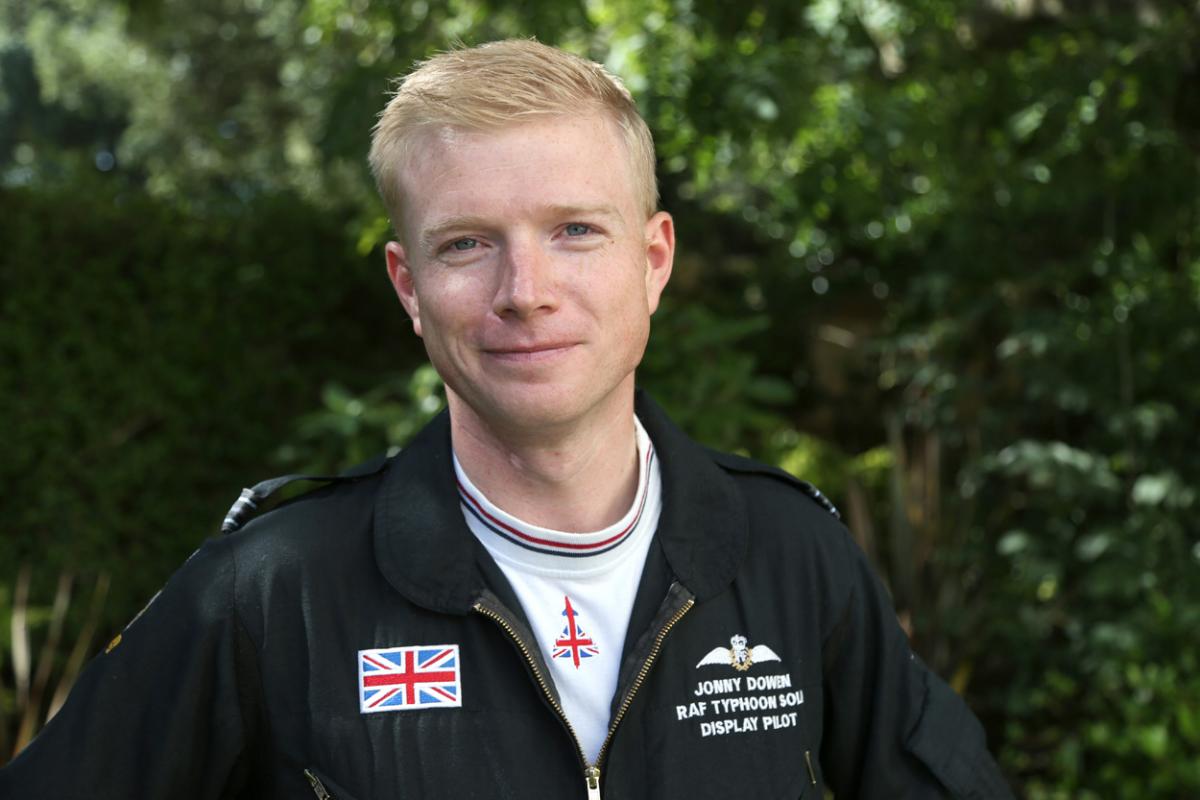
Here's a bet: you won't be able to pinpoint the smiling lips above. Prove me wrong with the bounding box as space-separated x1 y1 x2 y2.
484 342 579 363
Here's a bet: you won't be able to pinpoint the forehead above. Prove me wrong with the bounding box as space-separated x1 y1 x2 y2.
396 116 640 238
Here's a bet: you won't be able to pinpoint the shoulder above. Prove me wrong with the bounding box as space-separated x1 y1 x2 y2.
221 453 393 534
704 447 859 592
705 447 842 521
219 454 396 571
214 454 406 634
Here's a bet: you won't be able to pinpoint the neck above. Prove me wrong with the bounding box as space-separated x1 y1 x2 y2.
448 389 640 532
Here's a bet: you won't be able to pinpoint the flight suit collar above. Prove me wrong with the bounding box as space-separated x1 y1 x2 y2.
634 391 749 602
372 390 749 613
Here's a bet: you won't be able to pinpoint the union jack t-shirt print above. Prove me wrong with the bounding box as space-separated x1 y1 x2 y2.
551 596 599 668
358 644 462 713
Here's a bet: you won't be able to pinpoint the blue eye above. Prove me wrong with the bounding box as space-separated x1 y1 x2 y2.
451 238 477 251
564 223 591 236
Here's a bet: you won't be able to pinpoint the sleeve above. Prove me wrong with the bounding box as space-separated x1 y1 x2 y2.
819 531 1014 800
0 537 262 800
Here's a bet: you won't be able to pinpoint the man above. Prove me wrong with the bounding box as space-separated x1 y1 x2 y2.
0 40 1012 799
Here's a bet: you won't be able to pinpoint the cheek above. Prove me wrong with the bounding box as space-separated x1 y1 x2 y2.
420 304 468 347
414 272 487 330
628 313 652 354
407 298 462 361
605 288 652 353
605 266 651 333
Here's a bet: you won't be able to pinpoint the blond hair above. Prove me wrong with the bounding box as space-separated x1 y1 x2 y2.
369 39 658 230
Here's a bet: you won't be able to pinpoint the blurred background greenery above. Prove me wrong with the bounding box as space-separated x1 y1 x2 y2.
2 0 1199 795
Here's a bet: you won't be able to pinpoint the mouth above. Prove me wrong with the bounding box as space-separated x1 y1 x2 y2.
484 342 578 363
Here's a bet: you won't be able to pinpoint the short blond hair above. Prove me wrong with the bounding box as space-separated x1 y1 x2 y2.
369 39 658 230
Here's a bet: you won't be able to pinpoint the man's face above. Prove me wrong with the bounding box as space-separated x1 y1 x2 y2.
385 114 674 435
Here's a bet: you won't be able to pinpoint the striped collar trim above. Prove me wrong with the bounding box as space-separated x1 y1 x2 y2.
455 420 655 560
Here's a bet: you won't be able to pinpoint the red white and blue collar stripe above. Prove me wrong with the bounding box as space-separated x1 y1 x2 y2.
455 419 658 566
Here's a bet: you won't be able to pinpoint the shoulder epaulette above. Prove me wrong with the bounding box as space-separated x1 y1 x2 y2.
707 449 841 520
220 453 390 534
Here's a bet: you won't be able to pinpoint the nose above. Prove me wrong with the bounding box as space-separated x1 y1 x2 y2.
492 234 558 319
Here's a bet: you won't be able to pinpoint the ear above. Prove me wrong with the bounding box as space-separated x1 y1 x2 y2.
385 241 423 337
643 211 675 315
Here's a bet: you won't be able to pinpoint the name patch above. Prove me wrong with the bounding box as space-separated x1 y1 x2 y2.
680 634 802 738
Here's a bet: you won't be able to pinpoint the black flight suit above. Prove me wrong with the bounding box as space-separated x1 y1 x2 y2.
0 393 1014 799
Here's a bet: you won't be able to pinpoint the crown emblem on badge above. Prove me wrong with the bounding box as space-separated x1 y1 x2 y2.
696 634 782 672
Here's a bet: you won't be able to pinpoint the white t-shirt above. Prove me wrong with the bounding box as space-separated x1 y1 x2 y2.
455 419 662 763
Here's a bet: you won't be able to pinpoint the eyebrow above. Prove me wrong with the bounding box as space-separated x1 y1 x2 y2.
418 204 626 252
544 203 624 224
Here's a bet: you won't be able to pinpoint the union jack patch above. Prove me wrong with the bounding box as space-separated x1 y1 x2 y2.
358 644 462 713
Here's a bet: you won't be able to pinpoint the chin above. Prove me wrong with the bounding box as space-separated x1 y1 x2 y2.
469 384 625 433
493 392 590 429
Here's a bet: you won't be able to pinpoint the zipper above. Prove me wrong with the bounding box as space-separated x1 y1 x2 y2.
473 601 591 771
584 765 601 800
304 768 332 800
593 597 694 769
474 590 695 799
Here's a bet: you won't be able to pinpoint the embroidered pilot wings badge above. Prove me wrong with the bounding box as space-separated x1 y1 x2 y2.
696 634 781 672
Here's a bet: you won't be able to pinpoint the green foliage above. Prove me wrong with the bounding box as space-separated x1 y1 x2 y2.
0 176 419 627
276 365 446 473
640 300 795 454
4 0 1200 794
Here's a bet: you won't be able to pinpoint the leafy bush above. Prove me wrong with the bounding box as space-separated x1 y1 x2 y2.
0 176 421 631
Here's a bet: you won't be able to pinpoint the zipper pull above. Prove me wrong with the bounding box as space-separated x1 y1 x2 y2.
804 750 817 786
584 766 602 799
304 768 333 800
